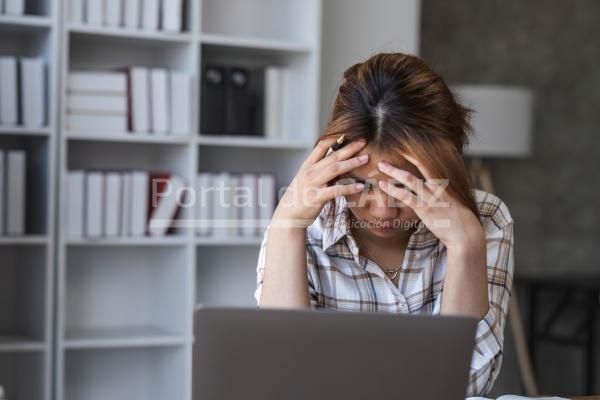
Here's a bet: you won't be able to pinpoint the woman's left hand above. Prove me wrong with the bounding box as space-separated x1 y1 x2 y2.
376 153 484 252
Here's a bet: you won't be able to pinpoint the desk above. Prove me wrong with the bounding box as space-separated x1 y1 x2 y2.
516 273 600 396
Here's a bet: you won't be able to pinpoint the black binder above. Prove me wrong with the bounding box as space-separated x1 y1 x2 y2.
226 66 264 136
201 64 227 134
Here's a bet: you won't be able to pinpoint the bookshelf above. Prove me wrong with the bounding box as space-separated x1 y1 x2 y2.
53 1 322 400
0 0 426 398
0 0 58 399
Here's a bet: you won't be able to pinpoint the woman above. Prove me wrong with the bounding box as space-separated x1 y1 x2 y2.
254 52 514 397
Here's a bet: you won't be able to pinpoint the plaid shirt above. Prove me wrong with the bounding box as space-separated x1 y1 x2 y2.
254 189 514 397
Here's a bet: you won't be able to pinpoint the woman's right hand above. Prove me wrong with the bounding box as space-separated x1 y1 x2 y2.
272 136 369 228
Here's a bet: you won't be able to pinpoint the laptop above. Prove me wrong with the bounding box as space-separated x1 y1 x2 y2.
193 306 478 400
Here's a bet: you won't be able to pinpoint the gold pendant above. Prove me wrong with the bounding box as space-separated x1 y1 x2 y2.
385 270 399 280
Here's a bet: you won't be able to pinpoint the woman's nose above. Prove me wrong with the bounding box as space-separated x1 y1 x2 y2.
367 189 398 219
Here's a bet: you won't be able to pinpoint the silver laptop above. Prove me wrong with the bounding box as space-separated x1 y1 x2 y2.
193 306 477 400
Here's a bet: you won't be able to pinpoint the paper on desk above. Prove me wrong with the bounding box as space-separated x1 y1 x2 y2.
467 395 570 400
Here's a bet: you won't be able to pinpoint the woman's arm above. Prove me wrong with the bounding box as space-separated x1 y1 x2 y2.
255 137 369 309
441 226 489 319
258 223 311 309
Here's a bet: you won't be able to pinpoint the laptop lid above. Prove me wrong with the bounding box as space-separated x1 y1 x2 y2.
193 306 477 400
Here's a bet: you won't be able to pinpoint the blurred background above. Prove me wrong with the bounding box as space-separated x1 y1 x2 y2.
0 0 597 399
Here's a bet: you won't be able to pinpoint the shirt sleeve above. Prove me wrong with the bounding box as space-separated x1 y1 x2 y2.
254 224 319 309
466 202 515 397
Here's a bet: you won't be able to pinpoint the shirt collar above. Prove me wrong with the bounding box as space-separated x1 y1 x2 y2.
321 196 437 255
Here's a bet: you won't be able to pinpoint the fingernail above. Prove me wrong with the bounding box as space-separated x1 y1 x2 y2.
355 183 365 190
378 161 389 170
358 154 369 162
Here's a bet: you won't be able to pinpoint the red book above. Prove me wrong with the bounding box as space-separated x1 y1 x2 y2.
147 172 186 236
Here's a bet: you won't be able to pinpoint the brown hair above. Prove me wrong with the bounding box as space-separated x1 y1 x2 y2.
316 52 479 220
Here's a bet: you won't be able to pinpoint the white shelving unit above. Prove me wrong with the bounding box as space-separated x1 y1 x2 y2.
0 0 59 399
55 1 198 397
53 1 322 400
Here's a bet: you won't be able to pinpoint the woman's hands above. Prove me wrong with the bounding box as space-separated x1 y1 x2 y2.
272 136 370 228
376 152 485 251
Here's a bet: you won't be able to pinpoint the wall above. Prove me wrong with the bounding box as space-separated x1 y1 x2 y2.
319 0 421 131
420 0 600 396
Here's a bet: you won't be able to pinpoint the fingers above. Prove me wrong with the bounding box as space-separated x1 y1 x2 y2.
378 180 418 208
319 139 367 166
397 152 436 184
305 136 341 165
319 181 365 201
377 161 431 203
318 153 369 185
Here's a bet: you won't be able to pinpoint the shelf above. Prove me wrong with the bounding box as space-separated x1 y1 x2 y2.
66 236 190 247
200 33 312 53
0 351 45 400
196 236 263 246
0 336 46 352
0 4 54 399
195 246 260 307
64 327 187 349
54 1 322 400
66 131 191 144
197 134 312 149
65 246 190 339
0 235 48 245
64 346 187 400
0 126 51 136
68 24 193 43
0 15 53 30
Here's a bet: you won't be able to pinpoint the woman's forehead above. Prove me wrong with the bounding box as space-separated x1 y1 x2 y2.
353 146 423 178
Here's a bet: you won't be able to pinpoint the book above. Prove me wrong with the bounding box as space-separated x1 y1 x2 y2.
467 396 569 400
85 171 104 237
4 0 24 15
127 67 150 133
0 151 4 234
66 170 85 238
120 172 132 236
0 56 18 126
200 65 226 134
20 57 46 128
150 68 169 134
105 0 122 27
257 174 275 234
161 0 182 32
67 113 128 132
229 174 240 236
141 0 159 30
195 172 212 236
130 170 148 236
67 93 127 114
104 172 121 237
68 71 127 94
211 172 230 238
123 0 140 29
6 150 25 235
239 173 257 237
86 0 105 26
264 66 285 139
170 71 191 136
148 172 185 236
69 0 84 24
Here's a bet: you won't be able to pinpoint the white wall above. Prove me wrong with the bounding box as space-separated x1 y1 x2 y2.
319 0 421 131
